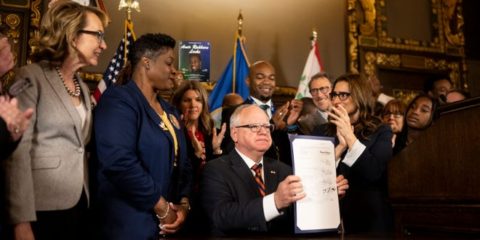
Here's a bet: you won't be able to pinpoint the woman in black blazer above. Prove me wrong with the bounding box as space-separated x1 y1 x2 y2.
313 73 393 233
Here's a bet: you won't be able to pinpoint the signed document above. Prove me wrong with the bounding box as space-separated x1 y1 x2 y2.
289 135 340 233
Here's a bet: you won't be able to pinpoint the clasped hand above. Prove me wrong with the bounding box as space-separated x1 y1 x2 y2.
0 96 33 141
157 202 189 235
272 99 303 130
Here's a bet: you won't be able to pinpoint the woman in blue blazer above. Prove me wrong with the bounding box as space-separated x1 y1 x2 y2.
94 33 192 239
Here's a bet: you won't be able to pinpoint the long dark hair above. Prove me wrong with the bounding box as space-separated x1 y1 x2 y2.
327 73 382 140
393 93 439 154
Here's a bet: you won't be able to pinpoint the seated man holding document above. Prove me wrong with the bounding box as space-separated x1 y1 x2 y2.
201 104 349 236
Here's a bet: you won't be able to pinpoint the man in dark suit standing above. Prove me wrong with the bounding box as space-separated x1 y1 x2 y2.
201 104 348 236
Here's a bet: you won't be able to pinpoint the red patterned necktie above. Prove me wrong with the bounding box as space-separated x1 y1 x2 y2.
251 163 266 196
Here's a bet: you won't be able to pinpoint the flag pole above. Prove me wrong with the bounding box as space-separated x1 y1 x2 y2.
233 10 243 94
118 0 140 64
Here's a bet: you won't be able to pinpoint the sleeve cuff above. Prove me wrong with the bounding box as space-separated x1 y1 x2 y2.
263 193 282 222
341 140 366 167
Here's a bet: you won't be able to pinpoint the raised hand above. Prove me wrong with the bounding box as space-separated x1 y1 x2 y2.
328 105 357 147
272 101 289 130
212 122 226 154
189 125 205 160
335 128 348 160
286 99 303 126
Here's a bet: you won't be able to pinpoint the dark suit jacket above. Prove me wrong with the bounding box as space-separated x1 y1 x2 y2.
94 80 192 240
201 150 292 236
312 124 393 233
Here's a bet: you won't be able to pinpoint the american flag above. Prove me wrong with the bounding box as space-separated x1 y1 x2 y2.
92 20 136 104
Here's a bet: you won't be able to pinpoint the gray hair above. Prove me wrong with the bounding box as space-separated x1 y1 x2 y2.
308 72 332 90
230 104 268 128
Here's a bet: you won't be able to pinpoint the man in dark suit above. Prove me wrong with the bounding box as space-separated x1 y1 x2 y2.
201 104 304 235
202 104 348 236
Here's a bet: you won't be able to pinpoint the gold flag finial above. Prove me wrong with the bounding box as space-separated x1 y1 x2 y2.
237 10 244 36
311 28 318 42
119 0 140 21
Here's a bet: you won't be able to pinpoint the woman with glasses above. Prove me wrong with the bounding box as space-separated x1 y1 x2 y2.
382 99 406 147
4 1 108 239
94 33 192 239
312 73 394 233
393 94 438 155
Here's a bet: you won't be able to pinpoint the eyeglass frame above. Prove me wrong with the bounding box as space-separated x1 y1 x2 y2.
235 123 275 133
382 112 403 119
309 86 330 95
330 91 351 101
78 30 105 44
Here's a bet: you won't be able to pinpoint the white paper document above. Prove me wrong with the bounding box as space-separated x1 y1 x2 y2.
291 136 340 232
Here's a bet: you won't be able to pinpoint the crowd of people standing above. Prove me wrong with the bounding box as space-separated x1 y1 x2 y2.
0 0 469 239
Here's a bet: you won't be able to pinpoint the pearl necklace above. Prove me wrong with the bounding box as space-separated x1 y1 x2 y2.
55 67 81 97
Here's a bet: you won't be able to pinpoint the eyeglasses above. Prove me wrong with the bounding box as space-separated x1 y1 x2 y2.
382 112 403 119
235 123 274 133
78 30 105 44
330 91 351 101
309 86 330 95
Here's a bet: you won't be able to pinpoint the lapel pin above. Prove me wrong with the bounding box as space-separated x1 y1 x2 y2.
270 170 276 174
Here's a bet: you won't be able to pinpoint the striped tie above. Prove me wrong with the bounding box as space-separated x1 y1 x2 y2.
251 163 266 196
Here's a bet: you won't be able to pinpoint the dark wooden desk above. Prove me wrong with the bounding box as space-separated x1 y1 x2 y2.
388 97 480 239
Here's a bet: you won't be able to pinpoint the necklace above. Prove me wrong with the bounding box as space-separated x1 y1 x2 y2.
55 67 81 97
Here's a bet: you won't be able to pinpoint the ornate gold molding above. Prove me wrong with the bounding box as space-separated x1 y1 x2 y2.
442 0 465 56
364 51 463 101
347 0 359 73
377 0 445 53
359 0 376 36
0 13 22 88
27 0 41 62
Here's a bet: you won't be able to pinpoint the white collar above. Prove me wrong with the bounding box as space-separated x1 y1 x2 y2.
250 97 272 108
235 148 264 170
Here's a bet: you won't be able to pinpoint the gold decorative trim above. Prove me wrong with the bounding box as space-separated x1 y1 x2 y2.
363 51 468 103
364 51 463 89
442 0 464 47
359 0 376 36
346 0 467 101
1 13 22 88
377 0 444 53
0 0 30 8
27 0 41 62
347 0 359 73
392 89 421 105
